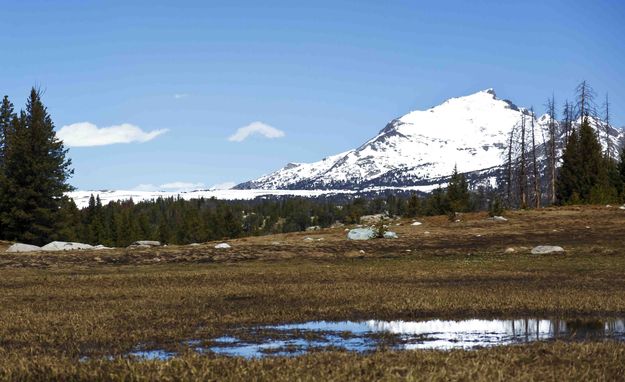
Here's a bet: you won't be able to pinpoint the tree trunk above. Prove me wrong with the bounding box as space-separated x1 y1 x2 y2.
530 108 540 208
519 114 527 209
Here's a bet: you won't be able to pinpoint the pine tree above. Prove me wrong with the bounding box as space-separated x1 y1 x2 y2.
577 117 611 203
0 96 15 161
447 165 470 213
0 96 16 237
406 193 420 217
604 158 622 203
0 89 74 244
556 117 615 204
619 145 625 197
556 128 581 204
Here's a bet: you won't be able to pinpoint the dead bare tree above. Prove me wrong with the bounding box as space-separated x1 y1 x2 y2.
575 80 596 120
530 107 540 208
562 100 573 144
506 125 515 206
545 95 557 205
603 93 611 159
519 113 527 209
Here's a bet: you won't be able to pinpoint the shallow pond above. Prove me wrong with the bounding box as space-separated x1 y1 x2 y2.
130 318 625 359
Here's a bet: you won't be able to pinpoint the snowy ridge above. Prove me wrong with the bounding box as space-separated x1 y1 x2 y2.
237 89 624 190
68 185 442 209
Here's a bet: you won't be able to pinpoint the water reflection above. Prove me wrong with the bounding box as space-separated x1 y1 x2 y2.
208 318 625 358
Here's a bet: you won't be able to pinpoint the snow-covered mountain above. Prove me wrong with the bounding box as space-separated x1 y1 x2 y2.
236 89 624 190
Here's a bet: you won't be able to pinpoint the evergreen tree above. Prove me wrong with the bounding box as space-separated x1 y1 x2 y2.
556 128 581 204
0 89 73 244
556 117 615 204
0 96 15 161
603 158 622 203
406 193 420 217
424 187 449 216
0 96 16 236
446 165 470 212
488 196 504 217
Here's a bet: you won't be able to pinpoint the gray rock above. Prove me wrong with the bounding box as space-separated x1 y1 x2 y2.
531 245 564 255
359 213 387 224
128 244 151 249
383 231 399 239
306 225 321 231
131 240 161 247
411 221 422 226
347 227 376 241
214 243 231 249
6 243 42 253
41 241 94 251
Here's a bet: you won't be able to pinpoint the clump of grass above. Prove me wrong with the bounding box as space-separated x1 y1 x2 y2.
1 342 625 381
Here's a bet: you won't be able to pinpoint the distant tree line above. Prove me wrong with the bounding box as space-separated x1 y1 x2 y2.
65 171 483 247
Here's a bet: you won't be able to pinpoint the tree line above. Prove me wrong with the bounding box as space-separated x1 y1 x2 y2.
65 170 480 247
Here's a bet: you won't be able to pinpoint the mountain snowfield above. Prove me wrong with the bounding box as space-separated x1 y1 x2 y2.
236 89 624 190
69 89 624 208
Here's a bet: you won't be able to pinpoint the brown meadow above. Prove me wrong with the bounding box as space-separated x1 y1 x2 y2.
0 205 624 380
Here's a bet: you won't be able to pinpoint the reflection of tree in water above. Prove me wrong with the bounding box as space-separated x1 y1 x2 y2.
565 319 605 339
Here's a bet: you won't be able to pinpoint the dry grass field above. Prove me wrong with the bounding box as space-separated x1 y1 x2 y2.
1 205 624 381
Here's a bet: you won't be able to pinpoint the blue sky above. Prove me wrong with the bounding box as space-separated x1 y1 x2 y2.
2 0 624 190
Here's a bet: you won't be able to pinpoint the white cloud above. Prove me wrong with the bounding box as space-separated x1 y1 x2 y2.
132 184 158 192
228 121 285 142
160 182 205 190
58 122 168 147
210 181 236 190
174 93 188 99
131 182 205 193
